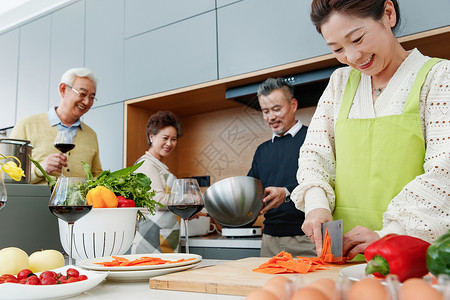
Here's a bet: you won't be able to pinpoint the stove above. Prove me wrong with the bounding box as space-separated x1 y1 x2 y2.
221 226 262 237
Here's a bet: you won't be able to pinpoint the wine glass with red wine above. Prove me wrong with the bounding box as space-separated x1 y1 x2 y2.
54 130 75 176
167 178 204 253
49 177 91 265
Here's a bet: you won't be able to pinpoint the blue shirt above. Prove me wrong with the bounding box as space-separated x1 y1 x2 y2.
47 107 81 139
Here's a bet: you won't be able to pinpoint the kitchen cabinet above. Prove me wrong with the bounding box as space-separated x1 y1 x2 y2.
217 0 328 78
0 29 19 129
124 26 450 185
48 1 85 108
16 16 52 122
83 102 125 173
0 184 63 254
124 10 217 100
124 0 215 38
85 0 125 106
399 0 450 36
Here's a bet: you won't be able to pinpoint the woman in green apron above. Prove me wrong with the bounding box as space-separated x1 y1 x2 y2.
131 111 183 254
291 0 450 260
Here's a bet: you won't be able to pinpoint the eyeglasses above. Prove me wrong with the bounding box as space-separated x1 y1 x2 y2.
66 84 98 102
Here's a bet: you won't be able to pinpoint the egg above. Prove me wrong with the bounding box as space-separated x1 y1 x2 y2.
245 288 279 300
262 276 294 300
348 278 388 300
400 278 443 300
307 278 336 299
291 287 329 300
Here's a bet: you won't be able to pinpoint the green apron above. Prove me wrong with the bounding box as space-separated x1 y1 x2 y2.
333 58 442 234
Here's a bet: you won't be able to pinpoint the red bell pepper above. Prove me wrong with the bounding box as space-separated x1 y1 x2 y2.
364 234 430 282
117 196 136 207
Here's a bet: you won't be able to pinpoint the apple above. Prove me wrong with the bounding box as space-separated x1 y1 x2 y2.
28 249 64 273
0 247 30 275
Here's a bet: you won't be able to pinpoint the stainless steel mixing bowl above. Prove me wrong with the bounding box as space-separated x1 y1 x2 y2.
203 176 264 227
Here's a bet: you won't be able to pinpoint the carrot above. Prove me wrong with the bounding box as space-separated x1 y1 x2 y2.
252 250 331 275
112 256 129 262
253 230 347 274
320 227 347 264
93 256 196 267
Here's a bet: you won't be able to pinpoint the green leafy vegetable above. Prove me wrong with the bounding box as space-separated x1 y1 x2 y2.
82 161 161 219
64 182 87 206
28 155 56 188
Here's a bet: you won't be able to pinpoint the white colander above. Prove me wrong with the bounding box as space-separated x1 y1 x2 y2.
58 208 139 261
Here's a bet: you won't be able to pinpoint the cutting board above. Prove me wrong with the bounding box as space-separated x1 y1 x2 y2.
149 257 360 296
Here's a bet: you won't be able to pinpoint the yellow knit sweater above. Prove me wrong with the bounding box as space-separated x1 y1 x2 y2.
10 112 102 184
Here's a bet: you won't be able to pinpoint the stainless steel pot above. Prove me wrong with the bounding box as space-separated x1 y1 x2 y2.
203 176 264 227
0 139 33 184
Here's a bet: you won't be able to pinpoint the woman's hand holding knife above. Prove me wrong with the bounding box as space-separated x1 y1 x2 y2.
302 208 333 255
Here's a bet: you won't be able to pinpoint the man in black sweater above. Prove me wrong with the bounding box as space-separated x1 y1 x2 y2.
248 78 315 257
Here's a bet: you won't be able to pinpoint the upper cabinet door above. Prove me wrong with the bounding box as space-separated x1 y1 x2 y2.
49 1 85 109
396 0 450 36
217 0 329 78
124 0 215 38
16 16 51 122
0 29 19 129
85 0 125 106
124 11 217 99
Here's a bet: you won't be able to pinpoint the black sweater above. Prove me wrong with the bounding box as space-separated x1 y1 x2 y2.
248 126 307 236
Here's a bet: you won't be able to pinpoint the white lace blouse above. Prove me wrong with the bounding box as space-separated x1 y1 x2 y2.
291 49 450 242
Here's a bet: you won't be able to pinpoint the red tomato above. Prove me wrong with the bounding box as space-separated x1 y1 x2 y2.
58 275 68 284
78 275 88 281
4 277 20 284
66 268 79 278
39 271 58 281
40 277 58 285
64 277 80 283
0 274 17 280
25 275 41 285
17 269 34 280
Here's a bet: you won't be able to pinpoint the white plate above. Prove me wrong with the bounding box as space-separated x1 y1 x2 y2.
339 263 368 282
0 265 107 300
106 261 201 282
78 253 202 271
340 263 437 287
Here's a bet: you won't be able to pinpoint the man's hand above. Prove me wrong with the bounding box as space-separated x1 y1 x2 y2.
343 225 380 260
259 187 287 215
301 208 333 255
42 153 67 174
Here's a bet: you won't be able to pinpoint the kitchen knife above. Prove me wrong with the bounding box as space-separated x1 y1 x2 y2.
322 219 343 258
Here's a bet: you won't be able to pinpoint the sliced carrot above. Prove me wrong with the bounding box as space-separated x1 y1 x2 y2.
111 256 129 262
320 227 347 264
94 256 196 267
277 260 312 273
253 250 330 275
168 258 196 264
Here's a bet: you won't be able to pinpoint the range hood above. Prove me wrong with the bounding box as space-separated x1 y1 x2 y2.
225 66 342 110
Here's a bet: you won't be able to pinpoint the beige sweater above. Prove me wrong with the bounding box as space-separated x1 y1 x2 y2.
10 112 102 184
135 152 175 211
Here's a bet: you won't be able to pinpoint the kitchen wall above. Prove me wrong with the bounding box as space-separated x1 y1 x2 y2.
0 0 449 171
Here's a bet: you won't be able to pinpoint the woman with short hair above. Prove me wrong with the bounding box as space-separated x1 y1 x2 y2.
131 111 183 253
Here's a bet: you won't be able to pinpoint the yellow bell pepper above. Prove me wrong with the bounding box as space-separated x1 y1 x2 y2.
86 186 118 208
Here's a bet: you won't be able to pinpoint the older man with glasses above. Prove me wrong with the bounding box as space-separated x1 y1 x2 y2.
10 67 103 184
